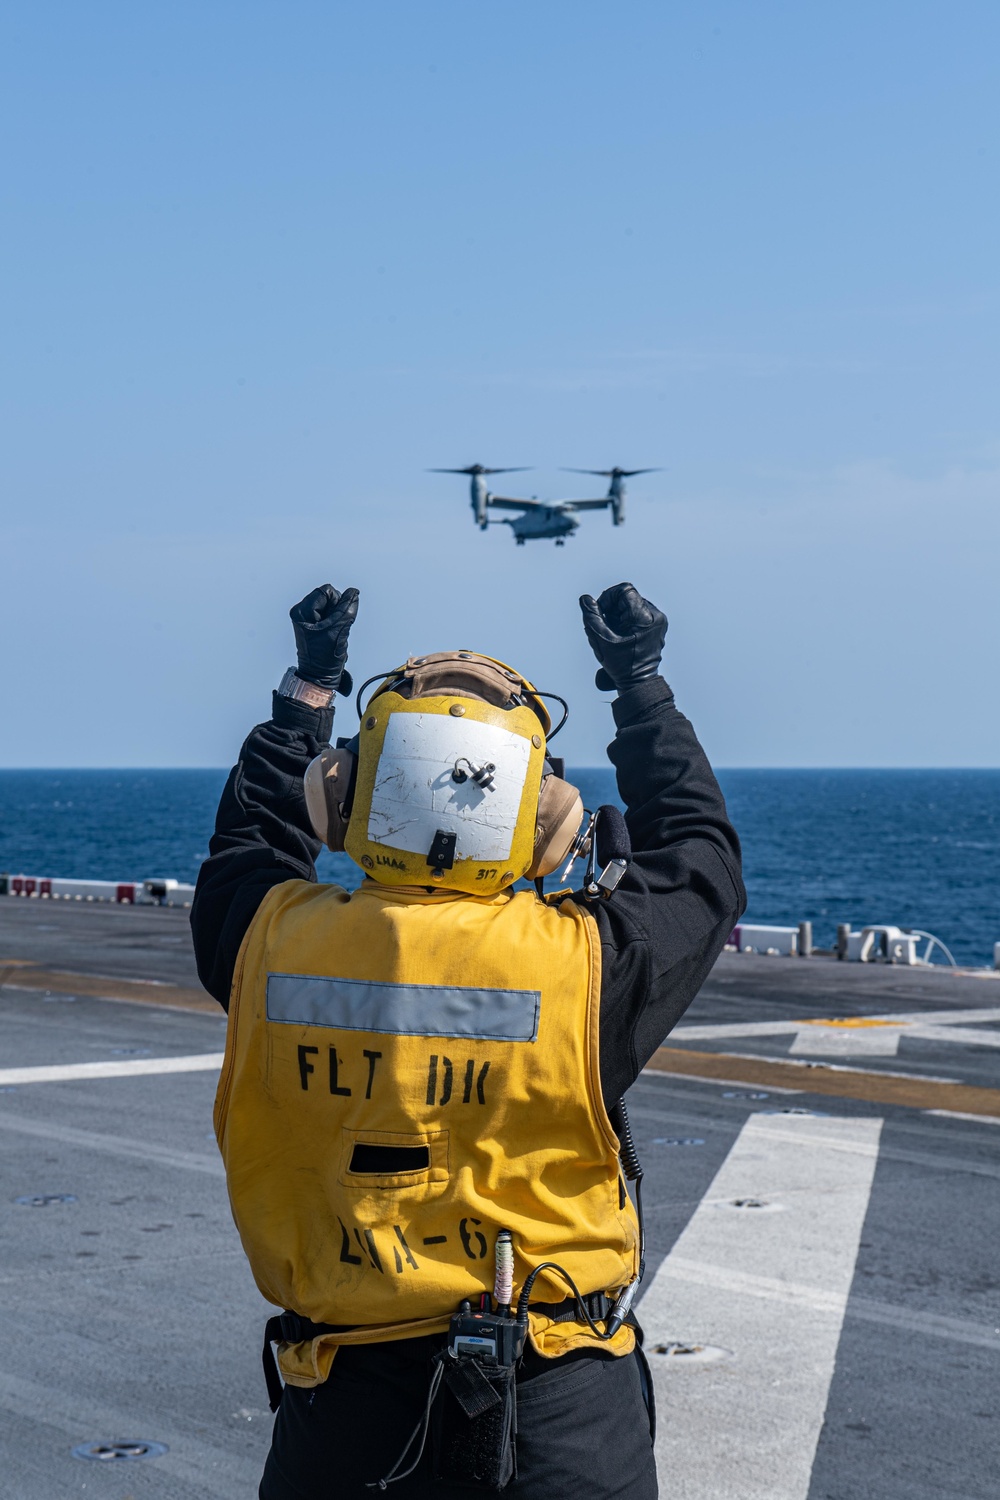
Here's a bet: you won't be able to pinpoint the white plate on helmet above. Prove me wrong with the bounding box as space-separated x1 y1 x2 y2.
367 712 531 862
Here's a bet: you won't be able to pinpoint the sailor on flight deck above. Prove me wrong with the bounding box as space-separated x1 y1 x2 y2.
191 580 744 1499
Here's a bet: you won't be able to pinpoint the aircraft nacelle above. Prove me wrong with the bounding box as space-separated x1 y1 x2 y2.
608 473 626 525
470 473 489 529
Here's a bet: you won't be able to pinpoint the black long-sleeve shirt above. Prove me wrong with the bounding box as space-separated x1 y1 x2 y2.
191 677 745 1108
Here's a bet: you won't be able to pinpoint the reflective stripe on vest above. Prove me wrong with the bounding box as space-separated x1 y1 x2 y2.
215 880 638 1357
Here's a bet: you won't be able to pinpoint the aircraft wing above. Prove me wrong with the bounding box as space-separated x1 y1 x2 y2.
486 496 547 512
556 498 611 512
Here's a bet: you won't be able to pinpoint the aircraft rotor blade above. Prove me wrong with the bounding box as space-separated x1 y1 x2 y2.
560 467 661 478
428 466 532 475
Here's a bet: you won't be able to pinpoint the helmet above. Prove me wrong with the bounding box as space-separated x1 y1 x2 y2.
303 651 584 895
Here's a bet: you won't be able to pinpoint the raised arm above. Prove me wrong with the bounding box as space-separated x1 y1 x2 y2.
190 584 359 1008
578 583 746 1105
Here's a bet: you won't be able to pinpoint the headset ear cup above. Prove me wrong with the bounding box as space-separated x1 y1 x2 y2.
303 748 355 852
528 775 585 879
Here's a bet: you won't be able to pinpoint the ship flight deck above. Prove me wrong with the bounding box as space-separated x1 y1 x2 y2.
1 897 997 1500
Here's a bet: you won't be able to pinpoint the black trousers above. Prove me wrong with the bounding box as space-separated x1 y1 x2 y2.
259 1336 657 1499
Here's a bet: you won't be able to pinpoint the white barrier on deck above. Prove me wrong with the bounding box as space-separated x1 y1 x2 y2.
5 875 137 903
2 874 195 907
730 921 976 966
843 926 918 965
140 879 197 907
729 923 799 956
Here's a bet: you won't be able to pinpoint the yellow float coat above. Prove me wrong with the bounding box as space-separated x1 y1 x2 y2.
215 879 638 1381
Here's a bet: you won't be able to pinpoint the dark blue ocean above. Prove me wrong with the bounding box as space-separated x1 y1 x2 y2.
0 768 998 966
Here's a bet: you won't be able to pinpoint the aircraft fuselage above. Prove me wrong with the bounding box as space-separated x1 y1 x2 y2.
507 508 579 544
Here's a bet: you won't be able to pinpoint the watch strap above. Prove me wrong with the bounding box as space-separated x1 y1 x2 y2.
277 667 336 710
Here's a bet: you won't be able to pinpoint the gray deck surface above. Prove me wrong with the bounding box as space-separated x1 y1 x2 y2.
1 897 998 1498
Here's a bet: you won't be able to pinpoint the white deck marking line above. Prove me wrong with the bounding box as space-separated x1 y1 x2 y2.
749 1110 1000 1176
863 1005 1000 1026
639 1064 803 1094
641 1112 882 1500
789 1024 905 1057
656 1046 961 1083
845 1296 1000 1351
679 1006 1000 1059
730 1121 880 1157
789 1020 1000 1058
675 1006 1000 1039
663 1255 850 1313
0 1111 225 1175
660 1258 1000 1347
657 1259 998 1350
905 1024 1000 1048
0 1052 224 1085
925 1108 1000 1126
674 1019 810 1040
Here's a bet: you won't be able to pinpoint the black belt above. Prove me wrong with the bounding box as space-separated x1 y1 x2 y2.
526 1292 612 1325
262 1313 346 1410
261 1294 614 1412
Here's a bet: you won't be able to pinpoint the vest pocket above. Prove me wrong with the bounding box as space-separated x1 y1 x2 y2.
338 1128 450 1191
350 1142 429 1174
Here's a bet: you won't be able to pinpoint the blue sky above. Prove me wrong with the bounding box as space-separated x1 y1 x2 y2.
1 1 997 767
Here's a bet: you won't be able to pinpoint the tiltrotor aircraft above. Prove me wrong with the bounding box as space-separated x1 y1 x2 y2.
431 464 659 545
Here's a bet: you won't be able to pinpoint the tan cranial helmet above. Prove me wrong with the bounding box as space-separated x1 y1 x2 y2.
303 651 584 895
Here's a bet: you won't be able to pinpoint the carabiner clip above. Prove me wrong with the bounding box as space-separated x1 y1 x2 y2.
584 806 630 897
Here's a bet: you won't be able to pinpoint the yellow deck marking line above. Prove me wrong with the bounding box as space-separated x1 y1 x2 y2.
795 1017 905 1029
0 960 217 1013
648 1046 1000 1118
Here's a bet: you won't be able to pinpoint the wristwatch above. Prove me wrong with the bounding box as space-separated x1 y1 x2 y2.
277 667 336 710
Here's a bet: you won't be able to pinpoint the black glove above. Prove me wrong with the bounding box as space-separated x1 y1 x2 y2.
289 584 359 691
579 582 667 693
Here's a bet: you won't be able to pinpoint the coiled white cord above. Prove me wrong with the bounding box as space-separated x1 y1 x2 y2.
494 1228 514 1311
